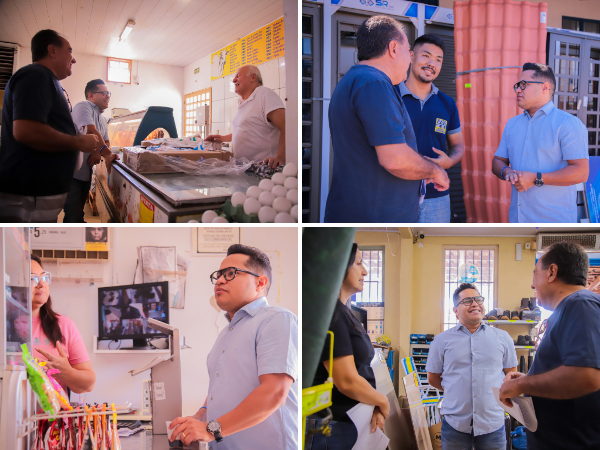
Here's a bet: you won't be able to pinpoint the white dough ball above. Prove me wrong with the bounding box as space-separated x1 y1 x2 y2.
284 177 298 190
258 206 277 223
272 173 286 185
201 210 218 223
187 219 199 223
258 179 275 191
258 190 275 206
246 185 262 199
273 196 292 213
290 205 298 220
274 212 295 223
243 197 261 215
282 163 298 177
231 191 247 207
286 188 298 205
212 217 229 223
271 185 288 198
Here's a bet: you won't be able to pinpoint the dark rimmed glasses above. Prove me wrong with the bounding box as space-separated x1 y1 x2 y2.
31 272 52 287
210 267 260 284
92 90 111 96
457 296 485 306
513 80 544 93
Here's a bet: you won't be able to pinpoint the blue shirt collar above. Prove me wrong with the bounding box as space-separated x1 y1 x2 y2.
226 296 268 323
456 321 486 333
398 81 439 99
524 100 554 119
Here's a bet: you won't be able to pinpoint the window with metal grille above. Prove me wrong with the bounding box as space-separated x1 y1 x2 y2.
443 247 497 331
0 44 16 90
183 88 212 138
352 248 384 342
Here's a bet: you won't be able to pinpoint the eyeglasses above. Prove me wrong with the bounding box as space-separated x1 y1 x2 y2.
92 91 111 96
62 88 72 112
457 296 485 306
513 80 544 93
210 267 260 284
31 272 52 287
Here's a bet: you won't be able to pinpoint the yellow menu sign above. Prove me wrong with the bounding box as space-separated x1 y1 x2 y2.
211 17 284 80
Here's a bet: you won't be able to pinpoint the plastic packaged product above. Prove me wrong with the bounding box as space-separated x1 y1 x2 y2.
46 369 73 411
45 419 61 450
21 344 60 417
111 403 122 450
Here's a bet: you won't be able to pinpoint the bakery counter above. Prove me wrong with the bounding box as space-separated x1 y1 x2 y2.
94 157 260 223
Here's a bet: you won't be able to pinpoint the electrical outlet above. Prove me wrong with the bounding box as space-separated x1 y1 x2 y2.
525 243 531 250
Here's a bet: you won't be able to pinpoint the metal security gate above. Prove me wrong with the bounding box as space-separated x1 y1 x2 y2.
302 4 323 223
548 31 600 156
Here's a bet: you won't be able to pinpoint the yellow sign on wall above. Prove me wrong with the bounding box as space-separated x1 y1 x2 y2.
211 17 284 80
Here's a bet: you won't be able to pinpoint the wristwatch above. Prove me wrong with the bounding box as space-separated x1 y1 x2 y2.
534 172 544 187
207 420 224 442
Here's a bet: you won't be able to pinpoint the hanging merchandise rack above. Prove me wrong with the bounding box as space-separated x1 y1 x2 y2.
18 402 133 439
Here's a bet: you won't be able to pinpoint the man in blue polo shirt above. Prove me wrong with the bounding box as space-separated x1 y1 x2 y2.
324 15 449 223
500 242 600 450
396 34 464 223
492 63 588 223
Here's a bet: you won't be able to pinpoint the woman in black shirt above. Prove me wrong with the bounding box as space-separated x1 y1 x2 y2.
307 243 390 450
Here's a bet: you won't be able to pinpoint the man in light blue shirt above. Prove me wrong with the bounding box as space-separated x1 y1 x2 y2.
426 283 517 449
169 244 298 450
492 63 589 223
64 78 119 222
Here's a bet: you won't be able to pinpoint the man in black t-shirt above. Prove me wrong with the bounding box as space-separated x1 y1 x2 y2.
0 29 98 223
499 242 600 450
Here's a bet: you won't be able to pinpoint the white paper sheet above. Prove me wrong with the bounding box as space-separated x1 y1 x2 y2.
492 387 538 431
346 403 390 450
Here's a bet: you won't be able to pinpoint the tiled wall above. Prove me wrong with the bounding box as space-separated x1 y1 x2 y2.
210 57 286 137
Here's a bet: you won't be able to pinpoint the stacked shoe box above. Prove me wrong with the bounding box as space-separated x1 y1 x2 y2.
409 334 435 386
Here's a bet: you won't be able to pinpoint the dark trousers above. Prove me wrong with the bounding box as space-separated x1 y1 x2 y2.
63 178 92 223
305 417 358 450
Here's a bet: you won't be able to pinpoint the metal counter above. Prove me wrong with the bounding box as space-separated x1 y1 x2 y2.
95 159 260 223
119 431 204 450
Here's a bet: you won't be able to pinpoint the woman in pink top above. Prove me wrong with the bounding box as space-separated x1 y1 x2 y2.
31 254 96 393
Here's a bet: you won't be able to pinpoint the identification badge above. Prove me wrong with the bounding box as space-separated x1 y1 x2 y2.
435 118 447 134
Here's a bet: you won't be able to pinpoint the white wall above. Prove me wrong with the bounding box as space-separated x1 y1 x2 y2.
46 226 298 416
183 55 286 138
17 48 184 137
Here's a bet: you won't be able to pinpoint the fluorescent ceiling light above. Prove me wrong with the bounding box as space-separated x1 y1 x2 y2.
120 20 135 41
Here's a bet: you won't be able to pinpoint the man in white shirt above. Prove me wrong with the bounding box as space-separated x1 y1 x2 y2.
205 65 286 168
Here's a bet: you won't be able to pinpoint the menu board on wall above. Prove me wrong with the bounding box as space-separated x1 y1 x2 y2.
211 17 284 80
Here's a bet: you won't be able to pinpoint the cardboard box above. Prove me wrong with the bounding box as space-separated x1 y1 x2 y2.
428 421 442 450
123 146 233 174
403 374 434 450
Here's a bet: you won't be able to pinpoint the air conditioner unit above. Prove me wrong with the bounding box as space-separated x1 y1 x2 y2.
536 233 600 251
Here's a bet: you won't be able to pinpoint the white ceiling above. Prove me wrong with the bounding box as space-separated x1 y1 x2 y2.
0 0 283 67
356 227 600 237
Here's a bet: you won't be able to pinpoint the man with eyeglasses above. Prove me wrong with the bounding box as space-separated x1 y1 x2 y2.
426 283 517 450
492 62 588 223
64 79 119 222
168 244 297 449
0 29 98 222
500 242 600 450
